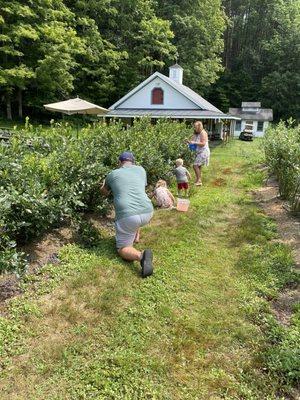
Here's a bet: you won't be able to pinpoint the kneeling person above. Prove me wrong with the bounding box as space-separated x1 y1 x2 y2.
101 152 154 277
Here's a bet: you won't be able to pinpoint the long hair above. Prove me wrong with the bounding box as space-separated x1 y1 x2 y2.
194 121 203 134
155 179 167 189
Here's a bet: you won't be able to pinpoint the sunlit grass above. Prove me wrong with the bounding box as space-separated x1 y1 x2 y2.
0 139 298 399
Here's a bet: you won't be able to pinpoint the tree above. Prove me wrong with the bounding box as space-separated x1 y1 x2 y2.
29 1 84 107
0 0 83 118
0 2 37 118
65 0 127 107
102 0 176 102
210 0 300 119
260 0 300 120
157 0 227 92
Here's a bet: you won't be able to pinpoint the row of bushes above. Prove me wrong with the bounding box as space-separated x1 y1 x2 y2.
0 119 193 274
264 122 300 212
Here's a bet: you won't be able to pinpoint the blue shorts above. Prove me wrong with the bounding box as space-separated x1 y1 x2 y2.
115 212 153 249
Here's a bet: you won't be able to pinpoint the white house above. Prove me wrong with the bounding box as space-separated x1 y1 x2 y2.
107 64 239 139
229 102 273 138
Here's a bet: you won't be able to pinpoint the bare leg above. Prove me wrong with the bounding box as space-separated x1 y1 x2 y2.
193 164 200 183
178 189 182 197
118 246 142 262
193 165 202 185
134 229 140 243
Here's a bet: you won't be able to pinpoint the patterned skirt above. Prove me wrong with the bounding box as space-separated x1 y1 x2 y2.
194 149 210 166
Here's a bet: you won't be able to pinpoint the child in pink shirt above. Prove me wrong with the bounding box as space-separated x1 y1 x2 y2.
153 180 175 209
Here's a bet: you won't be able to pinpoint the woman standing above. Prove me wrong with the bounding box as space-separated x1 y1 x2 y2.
188 121 210 186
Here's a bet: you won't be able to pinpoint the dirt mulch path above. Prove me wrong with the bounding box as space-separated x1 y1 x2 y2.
254 174 300 326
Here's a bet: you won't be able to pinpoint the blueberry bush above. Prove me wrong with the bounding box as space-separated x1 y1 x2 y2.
264 122 300 212
0 119 193 273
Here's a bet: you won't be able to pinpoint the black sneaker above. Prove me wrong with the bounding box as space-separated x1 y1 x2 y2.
140 249 153 278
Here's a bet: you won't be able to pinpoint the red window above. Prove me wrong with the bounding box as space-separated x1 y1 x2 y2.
151 88 164 105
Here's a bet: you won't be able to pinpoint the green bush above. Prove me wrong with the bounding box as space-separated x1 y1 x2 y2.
0 225 28 275
264 122 300 211
0 118 192 273
73 218 103 249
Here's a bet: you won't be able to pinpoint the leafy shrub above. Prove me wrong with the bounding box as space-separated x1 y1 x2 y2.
74 219 103 249
0 118 192 273
264 122 300 211
0 225 27 275
263 315 300 389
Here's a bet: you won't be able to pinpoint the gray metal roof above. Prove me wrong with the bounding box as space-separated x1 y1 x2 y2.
229 107 273 121
242 102 261 108
106 109 239 120
157 72 223 113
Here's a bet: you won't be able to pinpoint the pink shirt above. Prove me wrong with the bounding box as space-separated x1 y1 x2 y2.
154 187 173 208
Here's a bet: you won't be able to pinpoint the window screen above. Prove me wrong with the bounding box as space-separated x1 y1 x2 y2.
257 121 264 131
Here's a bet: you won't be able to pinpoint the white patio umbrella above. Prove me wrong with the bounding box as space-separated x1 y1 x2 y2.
44 97 108 116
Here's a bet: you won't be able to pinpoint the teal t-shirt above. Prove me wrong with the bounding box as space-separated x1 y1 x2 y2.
105 165 153 221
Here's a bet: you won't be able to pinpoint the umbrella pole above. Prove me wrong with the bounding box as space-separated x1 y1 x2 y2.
76 112 79 138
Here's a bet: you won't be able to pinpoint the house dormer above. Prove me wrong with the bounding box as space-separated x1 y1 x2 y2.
169 64 183 85
242 102 261 113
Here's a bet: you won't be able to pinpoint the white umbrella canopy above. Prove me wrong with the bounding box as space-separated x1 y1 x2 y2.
44 97 108 116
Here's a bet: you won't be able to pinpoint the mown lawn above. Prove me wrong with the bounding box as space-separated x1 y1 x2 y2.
0 139 299 399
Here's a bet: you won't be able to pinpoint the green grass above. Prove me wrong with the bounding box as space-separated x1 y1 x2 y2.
0 139 299 399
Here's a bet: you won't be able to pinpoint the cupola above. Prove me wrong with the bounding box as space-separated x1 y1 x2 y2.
169 64 183 85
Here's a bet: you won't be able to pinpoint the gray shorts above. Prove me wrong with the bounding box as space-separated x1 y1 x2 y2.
115 212 153 249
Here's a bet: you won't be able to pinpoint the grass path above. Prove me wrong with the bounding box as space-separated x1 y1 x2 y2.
0 140 298 399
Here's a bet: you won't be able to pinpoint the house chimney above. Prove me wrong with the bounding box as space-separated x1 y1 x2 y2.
169 64 183 85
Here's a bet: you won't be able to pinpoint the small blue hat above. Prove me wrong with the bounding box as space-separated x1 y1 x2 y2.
119 151 135 162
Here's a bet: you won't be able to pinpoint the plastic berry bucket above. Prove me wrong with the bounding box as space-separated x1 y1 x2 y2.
188 143 197 151
176 198 190 212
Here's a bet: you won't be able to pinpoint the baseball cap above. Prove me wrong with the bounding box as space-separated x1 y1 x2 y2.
118 151 135 163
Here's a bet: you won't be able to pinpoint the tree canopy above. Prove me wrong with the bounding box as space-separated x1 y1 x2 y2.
0 0 299 120
207 0 300 120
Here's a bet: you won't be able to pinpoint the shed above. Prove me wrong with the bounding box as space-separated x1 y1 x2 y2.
229 102 273 137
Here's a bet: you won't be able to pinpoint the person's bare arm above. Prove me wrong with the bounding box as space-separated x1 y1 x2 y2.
196 131 207 147
187 170 192 179
100 179 110 197
167 189 176 204
149 191 155 199
187 133 196 144
188 132 206 146
187 136 195 144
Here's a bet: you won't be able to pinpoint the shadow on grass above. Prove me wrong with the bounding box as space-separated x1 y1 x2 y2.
79 235 142 279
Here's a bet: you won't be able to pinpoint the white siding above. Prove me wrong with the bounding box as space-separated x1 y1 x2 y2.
117 78 198 110
234 120 269 137
254 121 269 137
